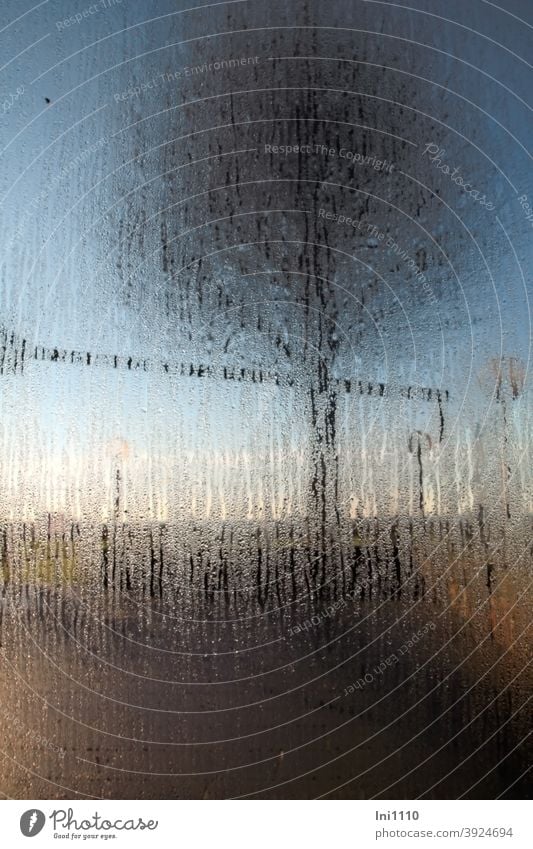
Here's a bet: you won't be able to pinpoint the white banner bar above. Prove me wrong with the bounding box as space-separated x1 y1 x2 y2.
1 800 530 848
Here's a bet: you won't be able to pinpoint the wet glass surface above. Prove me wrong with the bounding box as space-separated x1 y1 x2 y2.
0 0 531 799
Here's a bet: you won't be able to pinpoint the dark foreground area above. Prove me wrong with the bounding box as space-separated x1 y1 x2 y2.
0 517 530 799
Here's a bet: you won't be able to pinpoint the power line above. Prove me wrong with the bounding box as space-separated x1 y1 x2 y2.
0 324 449 406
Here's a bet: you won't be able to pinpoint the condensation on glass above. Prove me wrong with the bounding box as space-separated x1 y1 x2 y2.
0 0 530 799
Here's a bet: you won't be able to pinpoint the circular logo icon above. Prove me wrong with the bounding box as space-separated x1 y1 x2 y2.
20 810 46 837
